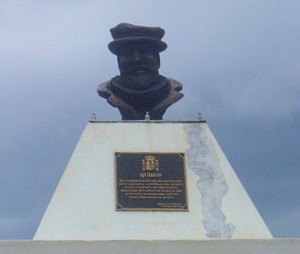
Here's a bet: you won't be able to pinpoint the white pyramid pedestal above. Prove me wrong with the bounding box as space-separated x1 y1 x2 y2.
34 121 272 240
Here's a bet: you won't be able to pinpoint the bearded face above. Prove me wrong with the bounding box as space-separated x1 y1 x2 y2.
108 41 170 108
117 41 160 90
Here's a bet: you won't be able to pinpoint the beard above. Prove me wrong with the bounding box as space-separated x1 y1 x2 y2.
117 56 161 89
108 71 170 108
117 71 159 90
108 56 170 108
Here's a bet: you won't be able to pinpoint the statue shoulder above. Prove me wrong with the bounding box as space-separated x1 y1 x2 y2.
167 78 183 92
97 81 111 99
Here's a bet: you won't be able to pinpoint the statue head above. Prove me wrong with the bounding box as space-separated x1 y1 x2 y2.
108 23 167 90
116 41 160 75
108 23 167 56
98 23 183 120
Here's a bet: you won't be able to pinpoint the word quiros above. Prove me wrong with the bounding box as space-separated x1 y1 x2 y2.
139 172 162 178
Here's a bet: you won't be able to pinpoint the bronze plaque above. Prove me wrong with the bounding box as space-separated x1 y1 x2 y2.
115 152 188 211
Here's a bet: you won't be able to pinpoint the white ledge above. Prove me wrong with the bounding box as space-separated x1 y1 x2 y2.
0 239 299 254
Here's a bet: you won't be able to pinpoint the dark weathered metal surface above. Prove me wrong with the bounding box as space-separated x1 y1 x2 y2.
98 23 184 120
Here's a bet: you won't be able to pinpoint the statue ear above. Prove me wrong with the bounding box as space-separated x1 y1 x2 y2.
117 55 123 71
157 53 161 69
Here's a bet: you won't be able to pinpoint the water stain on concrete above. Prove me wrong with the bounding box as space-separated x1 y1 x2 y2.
184 123 235 238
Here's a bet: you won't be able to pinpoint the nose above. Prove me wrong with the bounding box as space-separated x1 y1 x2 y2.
132 48 142 61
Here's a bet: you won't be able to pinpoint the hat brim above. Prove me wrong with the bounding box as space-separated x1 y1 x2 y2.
108 37 167 55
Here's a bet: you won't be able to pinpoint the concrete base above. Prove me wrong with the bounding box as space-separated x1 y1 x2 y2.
34 121 271 240
0 240 299 254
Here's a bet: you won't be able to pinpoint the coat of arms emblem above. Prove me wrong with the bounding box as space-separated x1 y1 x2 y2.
142 155 159 171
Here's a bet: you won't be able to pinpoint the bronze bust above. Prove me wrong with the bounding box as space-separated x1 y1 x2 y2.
98 23 183 120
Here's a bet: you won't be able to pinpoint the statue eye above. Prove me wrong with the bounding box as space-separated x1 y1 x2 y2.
138 44 153 55
120 45 135 57
122 49 133 57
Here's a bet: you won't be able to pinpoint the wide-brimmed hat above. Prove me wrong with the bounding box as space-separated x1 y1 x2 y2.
108 23 168 55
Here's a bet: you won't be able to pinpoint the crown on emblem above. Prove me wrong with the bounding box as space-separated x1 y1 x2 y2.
142 155 159 171
145 155 155 161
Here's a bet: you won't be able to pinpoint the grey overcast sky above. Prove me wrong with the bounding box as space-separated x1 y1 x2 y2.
0 1 299 239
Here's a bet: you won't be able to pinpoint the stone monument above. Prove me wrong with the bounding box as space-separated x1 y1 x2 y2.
3 22 300 254
34 23 272 241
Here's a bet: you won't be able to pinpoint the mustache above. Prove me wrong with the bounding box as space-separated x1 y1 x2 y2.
118 70 159 90
120 59 158 73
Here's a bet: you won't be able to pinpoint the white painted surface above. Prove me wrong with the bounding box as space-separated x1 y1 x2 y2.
1 240 299 254
34 121 272 240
